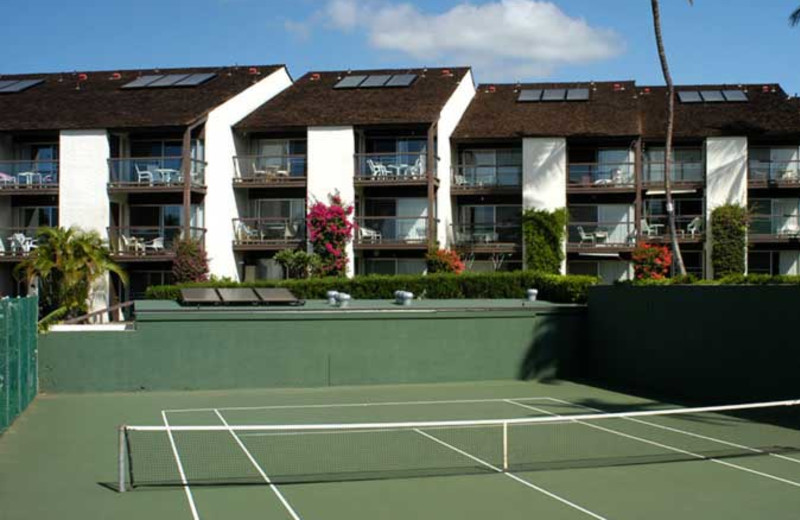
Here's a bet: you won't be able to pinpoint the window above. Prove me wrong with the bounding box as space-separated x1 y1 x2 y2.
16 206 57 230
460 148 522 186
460 205 521 242
363 258 426 275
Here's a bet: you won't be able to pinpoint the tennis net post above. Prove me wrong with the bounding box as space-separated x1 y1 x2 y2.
118 425 127 493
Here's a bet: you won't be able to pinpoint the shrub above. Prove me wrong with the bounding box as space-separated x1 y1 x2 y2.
522 208 567 273
307 194 354 276
145 271 599 304
172 238 209 283
632 243 672 280
425 248 465 274
274 249 321 279
711 204 747 278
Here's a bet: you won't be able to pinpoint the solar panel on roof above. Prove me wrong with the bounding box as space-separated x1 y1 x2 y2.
566 88 590 101
722 90 748 102
360 75 392 88
173 73 216 87
0 79 43 93
121 75 164 89
677 91 702 103
700 90 725 102
541 89 566 101
334 75 367 89
386 74 417 87
216 288 260 304
180 288 221 305
147 74 192 87
0 80 19 91
517 89 543 102
253 288 304 306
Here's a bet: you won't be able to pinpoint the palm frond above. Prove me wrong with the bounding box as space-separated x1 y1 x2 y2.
791 6 800 26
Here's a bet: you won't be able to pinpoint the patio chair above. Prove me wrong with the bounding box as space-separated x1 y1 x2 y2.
685 217 703 238
367 159 389 178
641 219 657 237
0 172 17 186
236 221 261 242
10 233 36 254
135 163 155 184
407 157 425 179
577 226 595 245
778 221 800 237
121 235 144 254
144 236 165 253
359 226 382 242
454 174 468 186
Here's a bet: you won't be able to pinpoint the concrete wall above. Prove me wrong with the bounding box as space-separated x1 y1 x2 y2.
58 130 110 234
307 126 356 276
203 67 293 280
38 302 585 393
436 70 476 246
705 137 748 278
522 138 567 273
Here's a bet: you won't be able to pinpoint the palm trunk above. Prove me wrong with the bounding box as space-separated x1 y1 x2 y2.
650 0 687 276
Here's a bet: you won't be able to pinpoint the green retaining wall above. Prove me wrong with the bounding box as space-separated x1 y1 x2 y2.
38 300 585 393
586 285 800 403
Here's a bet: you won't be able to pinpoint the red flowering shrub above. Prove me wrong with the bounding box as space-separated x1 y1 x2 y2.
632 243 672 280
172 238 209 283
307 194 355 276
425 248 465 274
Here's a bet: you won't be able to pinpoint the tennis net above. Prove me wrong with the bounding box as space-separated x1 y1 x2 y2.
118 399 800 492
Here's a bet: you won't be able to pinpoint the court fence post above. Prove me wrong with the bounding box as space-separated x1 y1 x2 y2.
502 421 508 472
118 425 126 493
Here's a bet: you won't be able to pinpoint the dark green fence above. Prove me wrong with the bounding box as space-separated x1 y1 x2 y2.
0 296 38 434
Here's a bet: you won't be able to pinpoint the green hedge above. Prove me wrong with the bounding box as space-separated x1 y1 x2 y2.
522 208 567 274
145 271 597 304
620 274 800 287
711 204 747 278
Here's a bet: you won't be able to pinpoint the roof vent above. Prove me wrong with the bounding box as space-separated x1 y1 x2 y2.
613 83 624 92
248 67 259 75
109 72 122 81
762 85 771 93
643 87 651 94
310 73 321 81
77 73 88 82
487 85 496 93
441 69 452 76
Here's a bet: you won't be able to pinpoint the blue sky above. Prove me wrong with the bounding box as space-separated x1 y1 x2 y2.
2 0 799 93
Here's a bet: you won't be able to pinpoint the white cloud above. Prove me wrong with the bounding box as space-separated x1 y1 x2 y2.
289 0 624 79
284 19 313 42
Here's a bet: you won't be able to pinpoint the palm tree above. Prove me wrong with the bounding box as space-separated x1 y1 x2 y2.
14 227 127 321
790 7 800 26
650 0 688 276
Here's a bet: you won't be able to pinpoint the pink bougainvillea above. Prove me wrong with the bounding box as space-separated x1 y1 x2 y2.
306 194 355 276
632 243 672 280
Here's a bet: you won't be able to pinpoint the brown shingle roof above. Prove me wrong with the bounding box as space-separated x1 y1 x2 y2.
452 81 640 140
0 65 284 132
236 67 471 131
639 84 800 140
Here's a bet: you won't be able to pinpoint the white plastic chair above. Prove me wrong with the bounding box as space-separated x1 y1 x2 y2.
685 217 703 238
367 159 389 178
135 163 155 184
577 226 595 245
145 236 165 252
359 226 382 242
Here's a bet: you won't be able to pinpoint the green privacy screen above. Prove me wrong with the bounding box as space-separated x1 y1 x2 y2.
0 296 38 434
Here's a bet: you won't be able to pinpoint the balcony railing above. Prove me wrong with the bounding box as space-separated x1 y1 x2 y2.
232 217 306 246
641 215 705 240
0 160 59 190
568 221 636 248
643 161 704 185
452 165 521 189
107 226 205 257
355 216 428 245
108 157 206 188
749 214 800 239
568 162 634 188
749 160 800 185
0 228 42 258
233 155 307 185
354 153 430 183
453 223 521 246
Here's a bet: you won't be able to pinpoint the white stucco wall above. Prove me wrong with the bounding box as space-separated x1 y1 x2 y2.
307 126 356 277
203 67 293 279
436 70 475 246
705 136 748 278
59 130 110 233
522 138 567 273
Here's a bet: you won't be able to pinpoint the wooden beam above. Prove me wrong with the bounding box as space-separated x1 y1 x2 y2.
426 122 437 248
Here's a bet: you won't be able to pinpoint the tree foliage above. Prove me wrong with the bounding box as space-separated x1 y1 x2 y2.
172 238 209 283
522 208 567 274
307 194 355 276
425 248 465 274
274 249 321 279
711 204 747 278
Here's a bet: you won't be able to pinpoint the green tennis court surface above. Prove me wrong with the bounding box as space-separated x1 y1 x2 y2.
2 380 800 520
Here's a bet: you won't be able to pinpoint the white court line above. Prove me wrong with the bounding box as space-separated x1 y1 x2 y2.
506 400 800 489
239 423 500 438
165 396 554 414
213 409 302 520
413 428 610 520
161 411 200 520
544 397 800 467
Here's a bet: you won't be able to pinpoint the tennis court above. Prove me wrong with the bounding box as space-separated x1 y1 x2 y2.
2 380 799 519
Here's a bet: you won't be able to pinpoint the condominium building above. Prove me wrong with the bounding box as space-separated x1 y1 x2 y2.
0 63 799 302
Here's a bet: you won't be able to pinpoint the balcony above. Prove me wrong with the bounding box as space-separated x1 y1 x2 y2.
567 221 636 252
748 160 800 188
643 161 704 189
354 216 429 249
568 162 635 192
452 223 521 253
452 165 521 194
641 215 705 243
0 228 41 261
749 215 800 242
354 153 431 186
233 155 307 188
107 226 205 261
108 157 206 193
0 160 59 194
232 217 306 250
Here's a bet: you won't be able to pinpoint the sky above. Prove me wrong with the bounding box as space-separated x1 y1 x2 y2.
1 0 799 93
